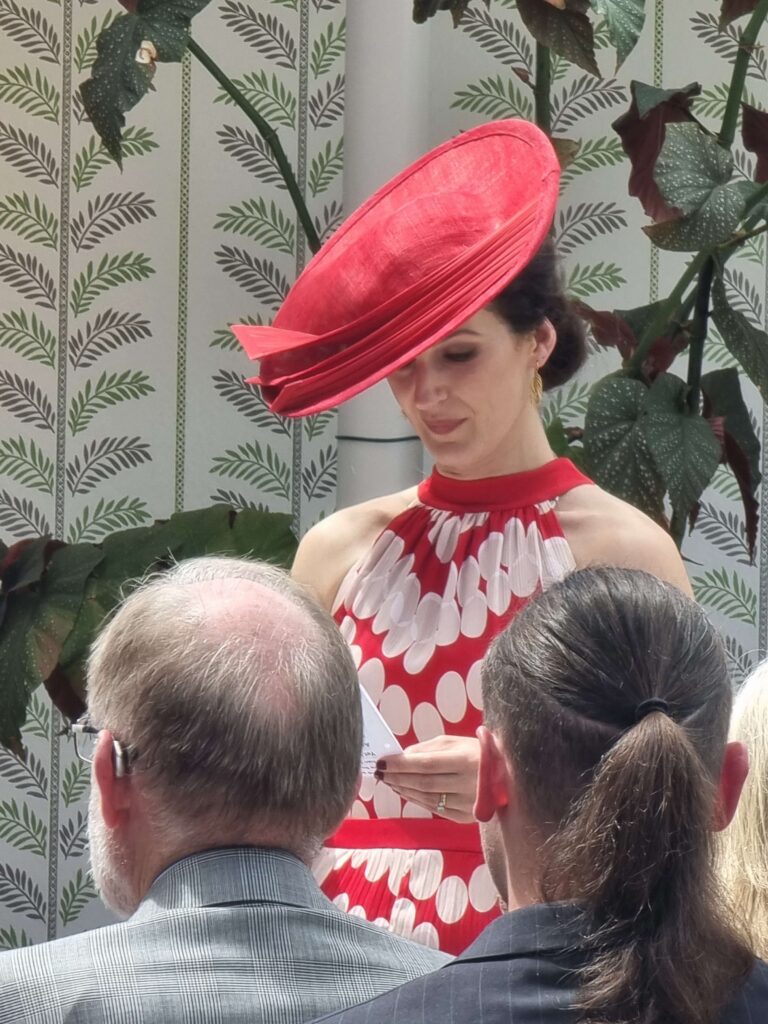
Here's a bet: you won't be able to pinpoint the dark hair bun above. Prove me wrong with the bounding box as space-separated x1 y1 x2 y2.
489 238 587 389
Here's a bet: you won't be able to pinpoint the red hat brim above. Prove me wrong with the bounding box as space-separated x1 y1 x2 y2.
233 119 560 417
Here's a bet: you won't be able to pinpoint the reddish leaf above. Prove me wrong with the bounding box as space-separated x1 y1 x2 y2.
551 136 579 169
701 368 760 559
642 327 690 379
720 0 760 26
573 301 636 359
0 538 49 595
613 81 701 221
517 0 600 78
724 432 759 559
742 103 768 183
706 415 726 451
43 667 86 724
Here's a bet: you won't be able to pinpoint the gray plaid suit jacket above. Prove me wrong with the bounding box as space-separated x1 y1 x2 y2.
313 902 768 1024
0 846 449 1024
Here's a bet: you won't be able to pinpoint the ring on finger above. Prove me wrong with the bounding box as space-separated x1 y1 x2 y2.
436 792 448 814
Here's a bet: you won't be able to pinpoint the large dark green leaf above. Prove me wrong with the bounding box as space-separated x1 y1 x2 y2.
80 16 153 165
641 373 720 520
0 538 50 596
0 538 56 644
654 124 733 214
517 0 600 78
711 270 768 398
80 0 215 163
645 123 759 251
583 376 665 520
412 0 478 25
0 544 102 752
612 81 700 221
230 508 297 565
138 0 215 61
589 0 645 68
545 418 586 469
57 506 297 703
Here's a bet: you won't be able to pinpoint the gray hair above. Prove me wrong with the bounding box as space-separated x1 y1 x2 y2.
87 556 362 854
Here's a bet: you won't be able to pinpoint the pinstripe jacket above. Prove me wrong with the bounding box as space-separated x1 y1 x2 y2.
313 901 768 1024
0 846 449 1024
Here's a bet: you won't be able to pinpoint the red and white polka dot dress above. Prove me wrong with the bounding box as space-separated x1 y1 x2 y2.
313 458 591 954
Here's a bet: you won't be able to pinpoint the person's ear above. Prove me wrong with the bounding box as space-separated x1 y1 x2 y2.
92 731 132 830
474 726 512 823
532 318 557 368
712 741 749 831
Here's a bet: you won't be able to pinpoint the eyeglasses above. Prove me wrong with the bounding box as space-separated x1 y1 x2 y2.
71 717 132 778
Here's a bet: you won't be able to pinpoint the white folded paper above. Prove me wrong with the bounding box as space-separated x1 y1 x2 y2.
360 685 403 774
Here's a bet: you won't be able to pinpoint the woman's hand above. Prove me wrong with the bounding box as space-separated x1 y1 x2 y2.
376 735 480 824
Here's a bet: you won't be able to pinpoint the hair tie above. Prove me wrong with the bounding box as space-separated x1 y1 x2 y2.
635 697 670 722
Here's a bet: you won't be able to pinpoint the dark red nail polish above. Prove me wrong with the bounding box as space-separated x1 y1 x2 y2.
376 759 387 772
374 769 383 781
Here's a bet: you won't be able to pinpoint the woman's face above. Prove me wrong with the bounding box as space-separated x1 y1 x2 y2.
387 307 555 478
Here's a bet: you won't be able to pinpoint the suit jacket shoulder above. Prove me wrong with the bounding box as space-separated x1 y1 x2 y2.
0 847 448 1024
310 904 768 1024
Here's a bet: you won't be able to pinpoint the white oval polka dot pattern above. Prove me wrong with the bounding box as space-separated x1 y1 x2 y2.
318 460 588 954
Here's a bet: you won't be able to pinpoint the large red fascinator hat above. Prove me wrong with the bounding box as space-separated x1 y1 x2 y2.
232 119 560 417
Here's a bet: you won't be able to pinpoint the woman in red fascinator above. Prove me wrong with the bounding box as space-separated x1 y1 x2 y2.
233 119 690 954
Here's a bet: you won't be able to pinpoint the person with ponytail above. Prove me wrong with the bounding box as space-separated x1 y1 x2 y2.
232 120 690 952
312 567 768 1024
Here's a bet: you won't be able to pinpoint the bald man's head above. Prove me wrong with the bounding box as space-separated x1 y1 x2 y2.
87 557 362 854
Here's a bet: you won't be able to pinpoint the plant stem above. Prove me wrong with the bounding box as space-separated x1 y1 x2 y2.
187 38 321 254
626 252 708 374
718 0 768 148
534 41 552 135
717 221 768 251
686 256 715 415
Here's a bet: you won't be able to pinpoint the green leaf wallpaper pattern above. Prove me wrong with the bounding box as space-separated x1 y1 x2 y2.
205 0 342 522
0 0 342 942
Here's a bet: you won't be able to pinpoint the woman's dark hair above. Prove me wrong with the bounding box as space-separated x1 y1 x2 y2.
490 238 587 389
482 567 752 1024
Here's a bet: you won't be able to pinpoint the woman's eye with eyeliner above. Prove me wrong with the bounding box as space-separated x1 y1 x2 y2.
444 350 476 363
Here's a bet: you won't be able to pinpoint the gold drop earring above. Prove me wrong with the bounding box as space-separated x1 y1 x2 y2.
531 368 543 405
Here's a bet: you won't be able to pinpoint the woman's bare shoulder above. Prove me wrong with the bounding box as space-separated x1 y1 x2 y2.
556 482 692 595
292 486 419 611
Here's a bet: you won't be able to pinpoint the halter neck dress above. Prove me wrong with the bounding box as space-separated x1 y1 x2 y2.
313 457 592 954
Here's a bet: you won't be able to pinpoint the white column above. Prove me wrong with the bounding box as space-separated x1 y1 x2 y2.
336 0 429 509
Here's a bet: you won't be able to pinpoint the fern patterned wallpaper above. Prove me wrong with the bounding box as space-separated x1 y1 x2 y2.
0 0 766 945
0 0 343 943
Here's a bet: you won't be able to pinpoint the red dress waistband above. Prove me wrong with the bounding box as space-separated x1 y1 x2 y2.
327 817 483 854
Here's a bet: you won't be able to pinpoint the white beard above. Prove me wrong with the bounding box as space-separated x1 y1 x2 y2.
87 786 140 919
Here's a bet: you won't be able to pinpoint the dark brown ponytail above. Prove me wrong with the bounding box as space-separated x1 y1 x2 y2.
489 238 587 389
482 567 752 1024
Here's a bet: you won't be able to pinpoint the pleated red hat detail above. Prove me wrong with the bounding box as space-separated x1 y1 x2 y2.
232 119 560 417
